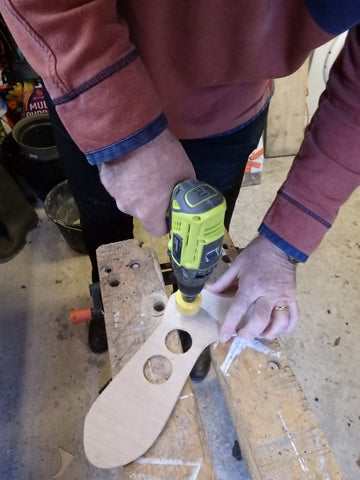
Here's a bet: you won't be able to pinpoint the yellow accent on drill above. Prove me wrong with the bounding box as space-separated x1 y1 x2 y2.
172 199 180 210
175 290 202 316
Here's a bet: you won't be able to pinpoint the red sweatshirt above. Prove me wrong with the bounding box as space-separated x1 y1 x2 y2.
1 1 360 262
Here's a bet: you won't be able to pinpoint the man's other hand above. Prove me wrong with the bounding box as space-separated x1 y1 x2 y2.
207 235 299 342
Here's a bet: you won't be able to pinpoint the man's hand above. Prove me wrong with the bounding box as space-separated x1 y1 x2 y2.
100 129 196 237
207 235 299 342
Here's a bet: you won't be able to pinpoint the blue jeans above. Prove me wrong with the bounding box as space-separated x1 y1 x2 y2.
45 89 267 281
180 108 267 229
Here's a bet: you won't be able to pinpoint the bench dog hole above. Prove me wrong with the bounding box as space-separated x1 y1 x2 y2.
165 330 192 354
222 254 232 264
153 301 165 313
143 355 172 384
268 359 281 371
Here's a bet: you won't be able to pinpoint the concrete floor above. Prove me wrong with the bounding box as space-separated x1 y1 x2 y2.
1 155 359 479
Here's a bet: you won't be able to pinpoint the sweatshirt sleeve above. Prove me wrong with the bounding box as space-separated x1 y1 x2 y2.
259 25 360 262
0 1 167 165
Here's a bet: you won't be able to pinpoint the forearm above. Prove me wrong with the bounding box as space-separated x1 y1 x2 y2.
260 25 360 262
0 0 165 163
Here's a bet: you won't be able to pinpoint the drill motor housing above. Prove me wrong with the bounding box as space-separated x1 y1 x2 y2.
168 179 226 304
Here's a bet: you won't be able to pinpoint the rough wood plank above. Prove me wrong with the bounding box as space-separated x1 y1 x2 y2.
209 237 345 479
98 240 167 370
96 239 216 479
265 59 309 157
212 339 344 479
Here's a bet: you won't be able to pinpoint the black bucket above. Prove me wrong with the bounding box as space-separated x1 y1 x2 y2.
44 180 87 254
10 114 66 199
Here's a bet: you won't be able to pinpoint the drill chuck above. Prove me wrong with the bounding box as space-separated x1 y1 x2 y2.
172 261 212 298
174 290 202 316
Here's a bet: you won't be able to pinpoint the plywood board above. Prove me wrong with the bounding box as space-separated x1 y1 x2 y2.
95 239 216 478
84 293 219 468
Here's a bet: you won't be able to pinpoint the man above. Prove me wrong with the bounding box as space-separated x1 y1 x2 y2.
1 1 360 355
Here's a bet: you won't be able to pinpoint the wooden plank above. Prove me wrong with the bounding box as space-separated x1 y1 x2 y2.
209 237 345 479
96 239 216 479
265 58 309 157
212 339 344 479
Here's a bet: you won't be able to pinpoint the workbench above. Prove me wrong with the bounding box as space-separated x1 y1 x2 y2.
96 229 345 479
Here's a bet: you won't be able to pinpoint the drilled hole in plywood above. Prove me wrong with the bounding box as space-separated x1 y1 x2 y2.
108 278 120 287
104 266 112 273
129 260 140 269
165 330 192 354
143 355 172 384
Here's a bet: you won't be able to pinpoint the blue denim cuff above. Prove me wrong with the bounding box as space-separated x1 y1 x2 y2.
258 224 308 263
86 113 168 165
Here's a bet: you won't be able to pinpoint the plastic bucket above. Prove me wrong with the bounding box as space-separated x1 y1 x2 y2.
12 114 58 160
11 114 66 199
44 180 87 254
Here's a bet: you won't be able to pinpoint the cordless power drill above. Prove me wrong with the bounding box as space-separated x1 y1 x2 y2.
168 178 226 316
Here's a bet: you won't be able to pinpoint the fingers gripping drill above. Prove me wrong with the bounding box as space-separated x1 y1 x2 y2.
168 178 226 315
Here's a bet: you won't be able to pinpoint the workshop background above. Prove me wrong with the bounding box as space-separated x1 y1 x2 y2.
0 21 359 480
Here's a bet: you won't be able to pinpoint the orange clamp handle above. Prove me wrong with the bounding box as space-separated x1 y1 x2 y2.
70 307 92 325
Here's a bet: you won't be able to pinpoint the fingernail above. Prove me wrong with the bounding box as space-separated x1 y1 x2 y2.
220 333 230 343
